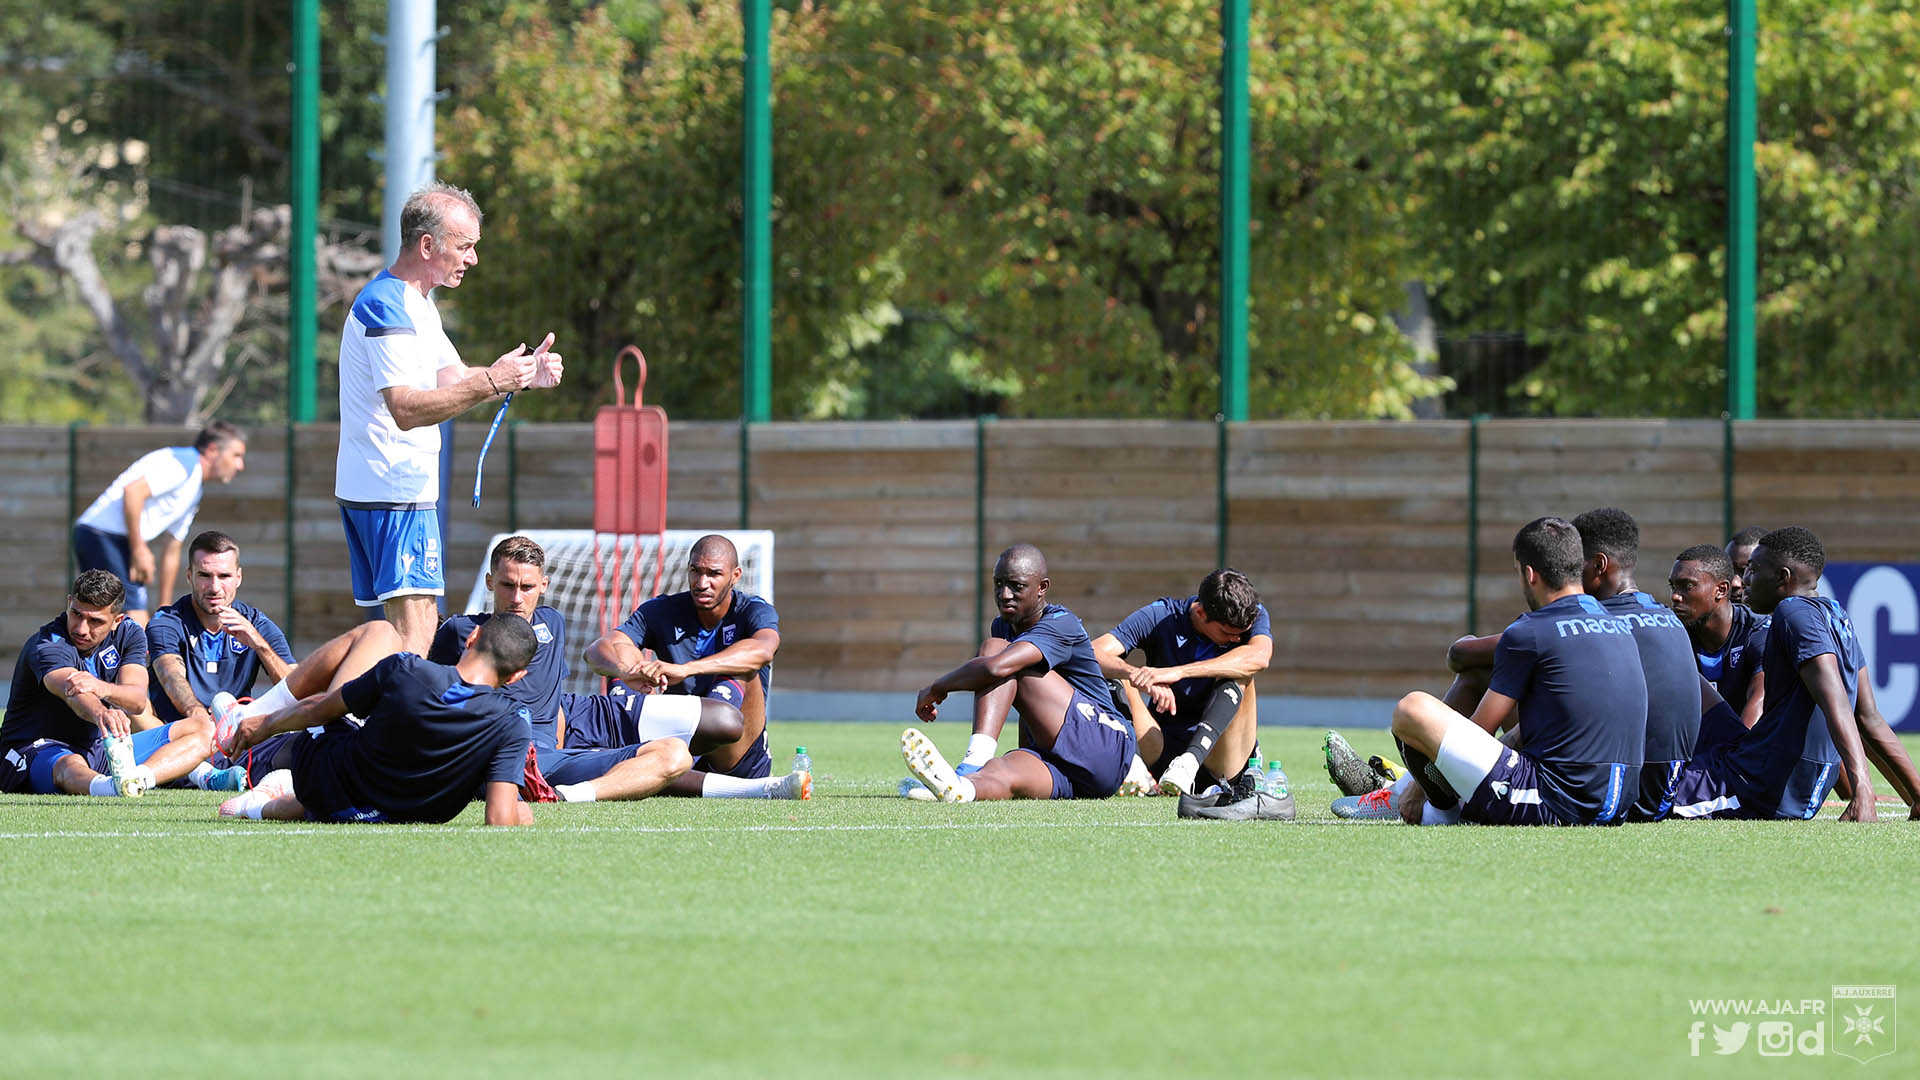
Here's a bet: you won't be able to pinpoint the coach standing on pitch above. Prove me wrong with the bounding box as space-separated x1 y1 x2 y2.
336 181 562 655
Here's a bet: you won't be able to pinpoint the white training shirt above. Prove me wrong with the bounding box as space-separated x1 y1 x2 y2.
75 446 204 542
335 270 463 505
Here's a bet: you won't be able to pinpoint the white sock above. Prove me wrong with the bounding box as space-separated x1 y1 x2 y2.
961 733 997 767
955 775 977 803
187 762 217 789
242 680 298 720
1388 772 1416 809
700 772 785 799
88 775 120 797
554 782 597 803
245 799 265 820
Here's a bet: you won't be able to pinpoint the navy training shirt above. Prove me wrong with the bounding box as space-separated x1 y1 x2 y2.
1 614 149 750
145 596 294 724
1602 591 1701 820
989 604 1113 708
1719 595 1860 819
1487 592 1647 824
430 606 567 750
615 590 778 697
1693 603 1768 715
1106 595 1272 724
294 653 531 824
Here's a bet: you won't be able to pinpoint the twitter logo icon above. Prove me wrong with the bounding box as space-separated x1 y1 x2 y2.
1714 1022 1752 1055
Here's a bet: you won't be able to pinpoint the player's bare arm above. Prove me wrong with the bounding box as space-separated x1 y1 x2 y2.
155 534 182 609
482 780 531 827
154 653 213 723
381 333 557 432
60 665 149 713
45 667 133 739
1848 669 1920 816
225 688 350 757
1470 687 1520 737
119 475 155 584
1800 652 1877 821
1739 667 1765 728
585 630 648 683
1447 633 1500 673
1143 635 1272 687
214 607 294 683
966 636 1018 738
1091 633 1176 714
639 628 780 687
915 640 1046 723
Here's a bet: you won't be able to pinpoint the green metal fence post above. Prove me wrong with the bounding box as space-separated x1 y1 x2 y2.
1466 415 1484 636
284 422 297 642
289 0 318 423
742 0 772 424
1722 414 1736 541
738 418 751 530
1216 415 1229 568
1219 0 1250 422
1727 0 1757 420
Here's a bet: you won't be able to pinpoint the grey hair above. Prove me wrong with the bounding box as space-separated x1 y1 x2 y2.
399 181 483 251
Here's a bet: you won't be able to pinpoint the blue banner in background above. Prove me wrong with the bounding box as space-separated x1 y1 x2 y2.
1819 563 1920 732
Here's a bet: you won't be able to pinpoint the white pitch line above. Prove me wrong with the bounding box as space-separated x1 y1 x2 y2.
0 817 1350 840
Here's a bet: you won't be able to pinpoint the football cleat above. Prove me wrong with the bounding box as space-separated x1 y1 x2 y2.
204 764 250 792
771 769 812 800
901 728 972 803
1157 753 1201 797
103 735 145 797
1116 754 1159 797
219 769 291 818
211 692 242 755
1190 788 1297 822
1324 730 1383 796
1330 786 1399 821
1368 754 1407 785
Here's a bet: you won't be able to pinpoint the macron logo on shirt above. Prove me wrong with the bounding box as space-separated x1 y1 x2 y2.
674 626 687 642
1175 635 1188 648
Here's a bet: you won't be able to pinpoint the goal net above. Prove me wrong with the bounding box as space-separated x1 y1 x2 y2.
463 529 776 696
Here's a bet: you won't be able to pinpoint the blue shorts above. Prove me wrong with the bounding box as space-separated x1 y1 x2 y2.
1459 747 1572 826
1669 701 1771 820
538 744 641 786
0 724 177 794
72 524 148 611
339 505 444 606
562 683 643 750
1012 689 1137 799
236 731 302 787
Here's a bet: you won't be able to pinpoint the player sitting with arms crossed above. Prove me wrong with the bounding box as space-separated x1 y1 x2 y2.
1667 544 1767 729
1 571 215 797
1668 527 1920 821
433 536 741 805
1331 517 1648 825
216 615 538 826
585 534 808 800
1091 568 1290 820
901 544 1137 802
145 530 292 790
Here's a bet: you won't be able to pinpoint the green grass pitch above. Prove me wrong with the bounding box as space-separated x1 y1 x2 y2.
3 723 1914 1078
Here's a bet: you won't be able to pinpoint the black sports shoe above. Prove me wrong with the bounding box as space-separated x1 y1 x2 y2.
1175 786 1232 819
1191 787 1296 822
1324 730 1383 796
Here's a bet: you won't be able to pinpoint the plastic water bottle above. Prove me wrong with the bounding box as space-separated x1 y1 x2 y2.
791 746 812 776
1264 758 1290 798
1242 753 1264 790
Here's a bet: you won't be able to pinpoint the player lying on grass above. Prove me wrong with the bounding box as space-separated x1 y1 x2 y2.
1089 568 1290 820
1332 517 1648 825
216 615 537 825
1668 544 1767 729
0 570 216 797
586 534 809 800
1669 527 1920 821
434 535 752 804
144 529 290 790
901 544 1137 802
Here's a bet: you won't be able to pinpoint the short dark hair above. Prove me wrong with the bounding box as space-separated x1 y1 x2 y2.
1674 543 1735 582
188 529 238 562
1197 568 1260 629
1512 517 1584 589
472 612 536 680
71 569 125 611
489 535 546 574
195 420 247 451
689 534 738 571
1728 526 1768 549
400 181 483 250
1757 526 1826 577
1572 507 1640 571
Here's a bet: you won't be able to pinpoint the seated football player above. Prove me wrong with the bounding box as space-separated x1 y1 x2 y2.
216 615 539 826
1090 568 1287 819
434 535 733 804
0 570 214 797
585 534 809 800
1336 517 1648 826
1667 544 1766 728
1669 527 1920 821
145 529 292 790
900 544 1138 803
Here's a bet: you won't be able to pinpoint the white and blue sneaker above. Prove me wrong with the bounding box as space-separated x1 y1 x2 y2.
103 734 151 797
901 728 974 803
899 760 980 800
203 764 250 792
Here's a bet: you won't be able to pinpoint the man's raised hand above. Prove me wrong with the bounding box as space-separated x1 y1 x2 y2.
530 332 564 389
489 343 539 392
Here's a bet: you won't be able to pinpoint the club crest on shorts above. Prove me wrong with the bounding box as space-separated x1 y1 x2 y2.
533 621 553 645
1076 702 1095 719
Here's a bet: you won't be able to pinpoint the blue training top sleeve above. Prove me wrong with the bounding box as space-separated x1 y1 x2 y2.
340 655 400 719
739 595 779 634
487 704 532 787
144 609 185 662
115 623 148 668
1108 601 1164 654
426 617 465 666
1249 603 1273 640
26 632 82 682
616 599 657 652
1486 619 1537 701
1016 609 1080 673
1781 599 1840 669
